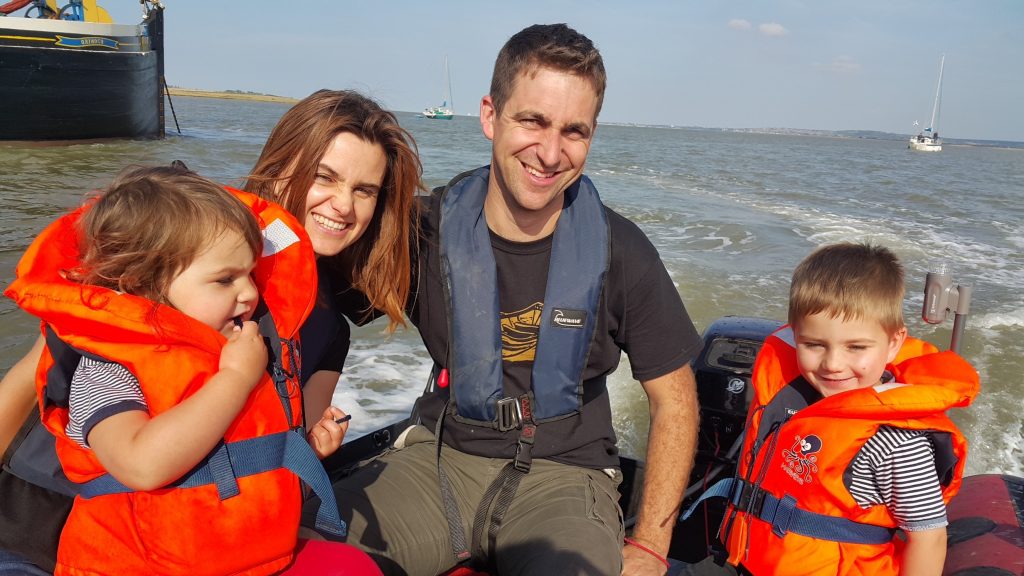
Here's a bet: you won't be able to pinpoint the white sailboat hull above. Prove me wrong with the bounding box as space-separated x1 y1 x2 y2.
909 136 942 152
422 106 453 120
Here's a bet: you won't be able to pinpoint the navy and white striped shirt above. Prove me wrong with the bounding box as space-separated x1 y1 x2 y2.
848 425 948 531
67 357 147 448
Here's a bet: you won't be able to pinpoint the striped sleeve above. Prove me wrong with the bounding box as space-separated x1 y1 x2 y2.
66 356 148 448
848 425 948 531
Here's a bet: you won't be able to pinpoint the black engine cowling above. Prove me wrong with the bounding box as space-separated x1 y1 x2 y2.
671 316 782 563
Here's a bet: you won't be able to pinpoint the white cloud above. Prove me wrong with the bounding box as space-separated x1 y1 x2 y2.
728 19 752 30
758 22 789 37
814 56 862 73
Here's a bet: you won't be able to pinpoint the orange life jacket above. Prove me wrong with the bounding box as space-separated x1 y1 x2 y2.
721 327 978 576
6 188 340 576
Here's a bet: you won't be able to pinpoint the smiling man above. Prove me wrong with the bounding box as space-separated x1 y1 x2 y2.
317 24 704 576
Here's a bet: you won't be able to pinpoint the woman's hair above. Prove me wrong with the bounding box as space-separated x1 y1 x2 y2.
490 23 606 118
789 242 906 334
243 89 421 332
72 165 262 306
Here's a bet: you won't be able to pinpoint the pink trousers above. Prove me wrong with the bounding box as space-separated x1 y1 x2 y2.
278 538 383 575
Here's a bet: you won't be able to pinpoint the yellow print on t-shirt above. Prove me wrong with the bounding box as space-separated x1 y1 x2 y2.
501 303 543 362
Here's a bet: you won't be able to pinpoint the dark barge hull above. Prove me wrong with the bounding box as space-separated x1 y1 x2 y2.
0 7 164 140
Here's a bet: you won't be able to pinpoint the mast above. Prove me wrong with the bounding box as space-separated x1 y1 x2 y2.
929 54 944 135
444 55 453 113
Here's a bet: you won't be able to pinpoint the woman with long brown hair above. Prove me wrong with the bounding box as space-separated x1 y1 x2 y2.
243 89 422 451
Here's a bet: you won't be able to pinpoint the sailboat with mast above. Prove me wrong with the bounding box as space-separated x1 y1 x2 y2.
422 55 454 120
909 54 945 152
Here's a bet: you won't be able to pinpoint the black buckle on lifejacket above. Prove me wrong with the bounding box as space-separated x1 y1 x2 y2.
496 397 522 432
514 424 536 473
512 395 536 473
733 481 767 516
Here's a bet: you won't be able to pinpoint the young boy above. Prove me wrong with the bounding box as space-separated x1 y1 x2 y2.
715 242 979 576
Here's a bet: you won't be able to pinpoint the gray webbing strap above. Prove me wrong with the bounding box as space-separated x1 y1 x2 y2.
435 400 472 563
469 394 536 570
470 458 525 568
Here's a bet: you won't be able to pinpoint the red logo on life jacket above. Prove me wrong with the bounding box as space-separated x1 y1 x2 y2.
781 434 821 485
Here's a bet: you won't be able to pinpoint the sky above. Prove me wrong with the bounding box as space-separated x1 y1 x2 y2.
103 1 1023 142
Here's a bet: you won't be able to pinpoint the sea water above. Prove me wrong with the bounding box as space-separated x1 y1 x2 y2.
1 96 1021 476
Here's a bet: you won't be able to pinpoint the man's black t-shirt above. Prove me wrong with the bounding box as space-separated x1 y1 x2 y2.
409 177 703 470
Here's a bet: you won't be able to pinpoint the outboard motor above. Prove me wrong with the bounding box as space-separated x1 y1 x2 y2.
671 316 782 563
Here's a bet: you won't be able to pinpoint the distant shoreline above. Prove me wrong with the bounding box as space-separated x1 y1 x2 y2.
166 87 299 104
162 89 1020 147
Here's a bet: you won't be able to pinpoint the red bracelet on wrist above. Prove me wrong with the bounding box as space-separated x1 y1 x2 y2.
623 536 670 569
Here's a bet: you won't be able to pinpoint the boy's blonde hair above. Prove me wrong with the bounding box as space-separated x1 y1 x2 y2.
789 242 905 334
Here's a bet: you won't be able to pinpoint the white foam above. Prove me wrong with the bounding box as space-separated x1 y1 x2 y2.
330 329 432 439
970 309 1024 329
958 389 1024 477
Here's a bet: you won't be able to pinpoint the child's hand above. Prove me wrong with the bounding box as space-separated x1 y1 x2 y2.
219 321 267 391
307 406 348 459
